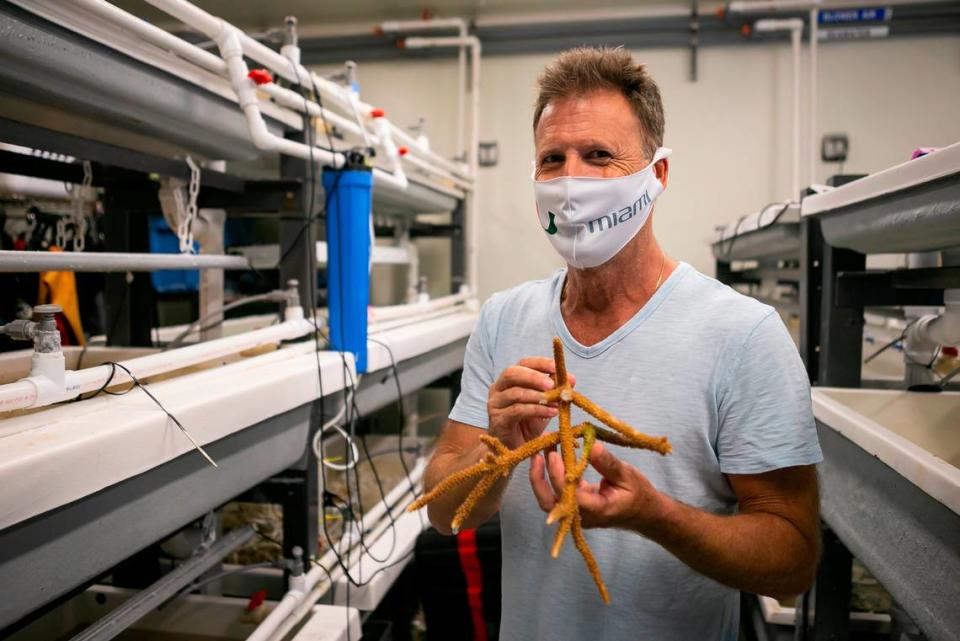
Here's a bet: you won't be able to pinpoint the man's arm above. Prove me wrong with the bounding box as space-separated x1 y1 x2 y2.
647 465 819 599
531 444 820 599
423 421 510 535
425 356 565 534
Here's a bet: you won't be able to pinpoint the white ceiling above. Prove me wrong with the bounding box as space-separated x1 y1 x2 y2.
112 0 692 32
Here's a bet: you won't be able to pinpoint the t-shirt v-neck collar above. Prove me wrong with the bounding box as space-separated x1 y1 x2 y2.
550 261 691 359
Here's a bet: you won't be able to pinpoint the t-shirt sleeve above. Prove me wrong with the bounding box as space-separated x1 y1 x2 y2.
716 311 823 474
447 296 500 429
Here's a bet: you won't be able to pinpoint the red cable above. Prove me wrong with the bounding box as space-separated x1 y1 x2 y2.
456 529 488 641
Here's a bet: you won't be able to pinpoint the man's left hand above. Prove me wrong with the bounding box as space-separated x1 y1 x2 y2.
529 442 665 533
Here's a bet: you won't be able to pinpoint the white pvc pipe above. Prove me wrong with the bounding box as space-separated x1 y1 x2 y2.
73 0 227 74
257 79 472 189
404 35 481 294
220 30 407 191
382 19 471 162
729 0 942 10
380 18 466 33
907 290 960 351
457 28 467 162
143 0 450 188
154 0 472 182
0 317 315 412
218 30 344 167
809 5 819 187
251 458 428 641
791 24 801 197
468 39 481 294
369 307 463 334
367 292 469 323
256 82 375 143
753 19 803 198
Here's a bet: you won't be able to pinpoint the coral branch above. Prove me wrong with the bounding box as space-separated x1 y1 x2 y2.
572 512 610 604
408 337 673 603
571 390 672 455
552 336 567 387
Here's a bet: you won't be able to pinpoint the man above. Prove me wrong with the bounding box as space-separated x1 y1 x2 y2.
424 47 822 640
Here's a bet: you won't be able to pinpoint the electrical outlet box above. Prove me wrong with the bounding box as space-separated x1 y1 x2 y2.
822 134 849 162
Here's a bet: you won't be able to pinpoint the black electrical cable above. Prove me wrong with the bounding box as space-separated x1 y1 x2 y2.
306 74 406 590
277 65 416 641
283 61 383 610
367 337 422 510
73 361 216 466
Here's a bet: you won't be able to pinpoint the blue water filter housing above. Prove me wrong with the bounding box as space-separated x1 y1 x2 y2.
323 164 374 373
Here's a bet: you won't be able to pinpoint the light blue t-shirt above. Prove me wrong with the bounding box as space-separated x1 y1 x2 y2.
449 262 822 641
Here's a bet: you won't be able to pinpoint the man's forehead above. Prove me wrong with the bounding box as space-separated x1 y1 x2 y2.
535 91 640 147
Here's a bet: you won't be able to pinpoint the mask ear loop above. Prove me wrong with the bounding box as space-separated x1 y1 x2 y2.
651 147 672 165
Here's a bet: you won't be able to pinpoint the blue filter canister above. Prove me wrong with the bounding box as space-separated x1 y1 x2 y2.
323 160 373 373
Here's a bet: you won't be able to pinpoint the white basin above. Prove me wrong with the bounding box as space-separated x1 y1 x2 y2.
812 387 960 516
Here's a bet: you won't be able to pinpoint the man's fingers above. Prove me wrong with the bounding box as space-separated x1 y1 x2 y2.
489 386 554 409
492 403 558 422
514 358 576 388
529 454 556 512
493 365 555 393
516 357 556 375
576 488 607 521
588 443 629 484
546 450 566 496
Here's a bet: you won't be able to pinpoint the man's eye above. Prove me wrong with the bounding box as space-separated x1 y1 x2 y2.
540 155 563 165
587 150 612 160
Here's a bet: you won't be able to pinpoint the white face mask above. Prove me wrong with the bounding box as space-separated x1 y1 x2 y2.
533 147 671 269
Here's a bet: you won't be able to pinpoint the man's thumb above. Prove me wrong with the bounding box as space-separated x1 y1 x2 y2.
589 443 626 482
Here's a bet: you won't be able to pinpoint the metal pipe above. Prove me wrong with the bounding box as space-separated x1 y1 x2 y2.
0 250 249 273
69 526 255 641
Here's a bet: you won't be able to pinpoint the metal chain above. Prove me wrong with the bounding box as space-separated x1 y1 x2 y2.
55 216 68 249
75 161 92 252
178 156 201 253
63 160 93 251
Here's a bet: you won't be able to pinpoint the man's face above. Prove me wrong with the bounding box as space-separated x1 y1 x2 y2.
534 89 649 181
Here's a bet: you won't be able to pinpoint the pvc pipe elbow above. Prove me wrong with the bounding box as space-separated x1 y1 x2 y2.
283 305 305 322
906 291 960 351
25 351 67 407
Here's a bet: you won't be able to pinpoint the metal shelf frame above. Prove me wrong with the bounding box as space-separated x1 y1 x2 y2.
0 9 470 638
794 168 960 641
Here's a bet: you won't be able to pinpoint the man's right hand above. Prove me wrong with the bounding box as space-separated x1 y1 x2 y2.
487 357 575 449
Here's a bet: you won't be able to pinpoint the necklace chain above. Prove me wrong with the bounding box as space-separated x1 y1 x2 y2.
653 254 667 292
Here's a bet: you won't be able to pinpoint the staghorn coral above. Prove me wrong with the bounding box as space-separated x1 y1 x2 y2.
408 337 672 603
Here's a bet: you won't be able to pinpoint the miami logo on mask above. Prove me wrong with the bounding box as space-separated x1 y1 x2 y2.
586 191 652 234
541 211 558 235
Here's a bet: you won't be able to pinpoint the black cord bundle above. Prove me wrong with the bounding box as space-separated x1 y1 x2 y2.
277 62 418 638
